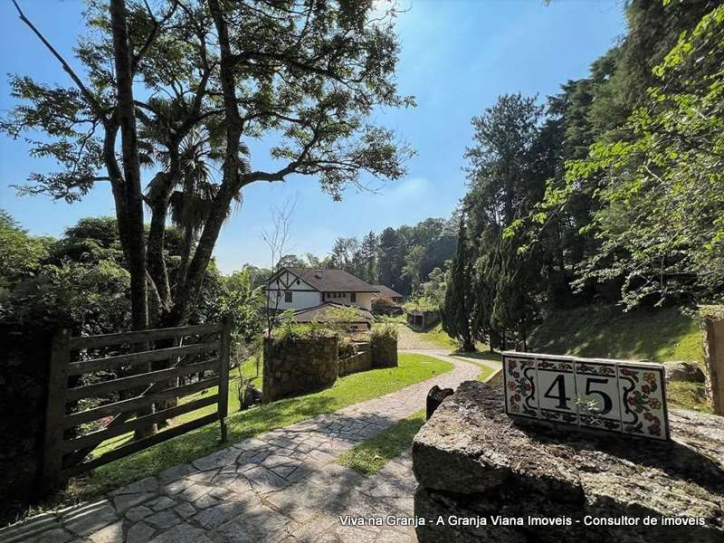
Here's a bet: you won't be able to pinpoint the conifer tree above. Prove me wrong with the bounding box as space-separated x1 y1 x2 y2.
442 216 475 351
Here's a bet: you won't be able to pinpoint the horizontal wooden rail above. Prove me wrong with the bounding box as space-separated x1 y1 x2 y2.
66 358 219 401
63 377 219 428
67 342 219 376
69 323 221 350
61 395 219 453
63 412 220 476
43 318 231 492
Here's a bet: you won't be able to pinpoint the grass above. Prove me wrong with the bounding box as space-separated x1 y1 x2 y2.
416 323 458 350
56 353 452 509
337 409 426 476
450 351 501 382
667 382 713 414
529 305 703 362
529 305 709 412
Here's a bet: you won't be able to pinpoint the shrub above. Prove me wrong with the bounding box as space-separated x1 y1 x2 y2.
372 296 402 316
371 323 398 341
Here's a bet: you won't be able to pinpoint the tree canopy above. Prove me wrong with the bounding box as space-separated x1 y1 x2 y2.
442 0 724 351
2 0 414 329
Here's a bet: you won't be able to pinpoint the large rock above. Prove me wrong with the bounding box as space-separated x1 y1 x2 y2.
413 381 724 543
664 361 706 383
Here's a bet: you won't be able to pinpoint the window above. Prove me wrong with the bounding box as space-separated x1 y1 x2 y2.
351 293 357 303
284 291 293 303
296 279 300 285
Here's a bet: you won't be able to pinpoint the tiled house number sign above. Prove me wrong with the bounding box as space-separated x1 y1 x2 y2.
502 352 669 440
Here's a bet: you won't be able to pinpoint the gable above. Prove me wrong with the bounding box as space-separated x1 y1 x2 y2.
266 269 318 291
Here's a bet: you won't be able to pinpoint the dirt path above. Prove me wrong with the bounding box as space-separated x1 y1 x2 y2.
394 324 442 351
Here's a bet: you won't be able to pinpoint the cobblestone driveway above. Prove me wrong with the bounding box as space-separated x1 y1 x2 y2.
2 352 489 543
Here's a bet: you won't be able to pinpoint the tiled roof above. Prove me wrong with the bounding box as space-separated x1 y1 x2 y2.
371 285 404 299
284 268 380 293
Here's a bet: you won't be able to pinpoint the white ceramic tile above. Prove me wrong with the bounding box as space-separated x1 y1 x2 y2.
574 359 622 432
617 362 669 440
502 353 539 419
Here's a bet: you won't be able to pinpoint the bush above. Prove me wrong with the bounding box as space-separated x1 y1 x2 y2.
371 322 399 341
271 312 337 342
403 296 439 313
372 296 403 316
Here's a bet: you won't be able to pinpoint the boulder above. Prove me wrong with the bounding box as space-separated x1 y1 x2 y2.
664 361 706 383
413 381 724 543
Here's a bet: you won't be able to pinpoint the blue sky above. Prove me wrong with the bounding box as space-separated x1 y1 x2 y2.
0 0 625 273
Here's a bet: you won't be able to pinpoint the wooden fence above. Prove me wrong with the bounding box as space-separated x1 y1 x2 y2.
42 319 231 493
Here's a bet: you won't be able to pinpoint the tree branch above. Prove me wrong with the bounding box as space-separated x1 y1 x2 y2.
11 0 105 118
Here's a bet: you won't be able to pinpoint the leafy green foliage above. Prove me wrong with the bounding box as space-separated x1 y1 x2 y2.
371 322 399 341
3 0 414 328
0 210 51 291
326 217 457 295
442 216 474 351
447 1 724 351
566 4 724 307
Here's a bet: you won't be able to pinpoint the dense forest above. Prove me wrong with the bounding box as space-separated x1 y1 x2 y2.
442 0 724 351
0 213 268 343
3 0 723 350
274 217 458 296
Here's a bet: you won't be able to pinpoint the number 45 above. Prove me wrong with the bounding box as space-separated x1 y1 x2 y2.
543 376 613 415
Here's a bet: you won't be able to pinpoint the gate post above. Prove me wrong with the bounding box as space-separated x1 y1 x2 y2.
42 328 70 495
703 316 724 415
218 316 232 442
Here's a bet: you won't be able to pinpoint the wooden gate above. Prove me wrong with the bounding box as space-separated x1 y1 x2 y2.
42 318 231 492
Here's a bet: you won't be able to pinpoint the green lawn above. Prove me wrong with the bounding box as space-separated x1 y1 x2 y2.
451 351 501 382
337 409 426 476
416 323 458 350
63 353 452 506
529 305 709 412
529 305 703 362
667 381 713 414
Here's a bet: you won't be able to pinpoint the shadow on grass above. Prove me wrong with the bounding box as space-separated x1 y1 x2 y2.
337 410 425 476
62 353 452 504
453 352 503 363
529 306 702 363
74 395 337 499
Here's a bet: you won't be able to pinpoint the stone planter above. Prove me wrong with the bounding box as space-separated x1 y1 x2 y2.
371 335 398 368
262 334 338 403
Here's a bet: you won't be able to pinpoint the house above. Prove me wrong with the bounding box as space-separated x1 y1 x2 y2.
371 284 404 303
265 267 380 328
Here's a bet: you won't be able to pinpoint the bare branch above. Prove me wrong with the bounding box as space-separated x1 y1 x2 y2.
11 0 105 118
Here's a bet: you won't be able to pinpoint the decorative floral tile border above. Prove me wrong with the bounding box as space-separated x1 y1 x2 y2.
504 355 539 419
501 352 670 441
617 363 668 440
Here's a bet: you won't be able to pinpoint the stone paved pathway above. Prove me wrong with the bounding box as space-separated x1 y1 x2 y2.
2 353 489 543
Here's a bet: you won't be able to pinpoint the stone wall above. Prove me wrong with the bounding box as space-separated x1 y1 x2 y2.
338 345 372 377
371 335 398 369
262 334 339 403
413 381 724 543
0 323 55 514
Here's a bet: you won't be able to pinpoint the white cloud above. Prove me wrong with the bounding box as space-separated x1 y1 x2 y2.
371 177 432 208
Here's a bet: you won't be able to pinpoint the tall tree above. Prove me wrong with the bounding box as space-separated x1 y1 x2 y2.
401 245 425 295
442 217 474 351
3 0 414 329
